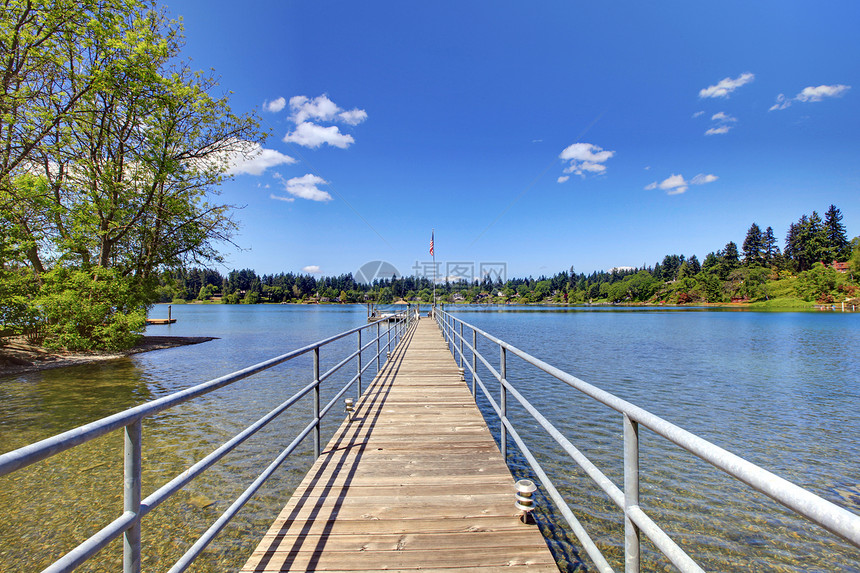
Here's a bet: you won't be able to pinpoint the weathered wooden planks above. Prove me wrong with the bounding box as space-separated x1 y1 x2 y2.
241 318 557 572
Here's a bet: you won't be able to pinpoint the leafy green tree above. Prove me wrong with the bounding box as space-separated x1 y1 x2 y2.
0 0 138 187
795 263 838 302
848 237 860 279
31 267 146 350
0 1 263 349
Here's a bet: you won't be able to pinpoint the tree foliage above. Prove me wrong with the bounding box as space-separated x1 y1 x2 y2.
0 1 263 349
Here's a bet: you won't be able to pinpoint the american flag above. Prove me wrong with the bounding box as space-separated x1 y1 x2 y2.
429 232 434 256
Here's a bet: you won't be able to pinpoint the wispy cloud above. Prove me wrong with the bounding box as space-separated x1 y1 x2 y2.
645 173 718 195
770 84 851 111
698 111 737 136
705 125 732 136
558 142 615 178
284 122 355 149
302 265 321 274
557 175 569 183
711 112 737 122
699 72 755 98
272 173 333 202
263 97 286 113
692 111 705 118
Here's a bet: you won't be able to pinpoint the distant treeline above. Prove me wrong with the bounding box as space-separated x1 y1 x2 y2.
159 204 859 307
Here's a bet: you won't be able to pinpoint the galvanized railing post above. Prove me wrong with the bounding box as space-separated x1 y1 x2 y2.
387 321 392 354
500 345 507 461
357 330 362 397
376 321 381 372
624 413 640 572
313 347 321 459
123 419 142 573
459 322 464 367
471 329 477 400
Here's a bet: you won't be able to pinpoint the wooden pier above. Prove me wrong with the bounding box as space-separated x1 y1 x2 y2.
241 318 557 572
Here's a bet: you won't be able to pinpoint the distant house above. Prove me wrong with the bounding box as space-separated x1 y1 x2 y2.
831 261 850 273
452 293 465 302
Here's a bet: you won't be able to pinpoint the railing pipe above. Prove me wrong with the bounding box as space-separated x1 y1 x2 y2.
459 322 464 368
501 415 615 573
623 413 640 573
167 419 318 573
357 330 362 397
123 420 143 573
141 379 317 515
313 347 321 459
376 321 381 372
471 329 477 400
500 345 507 460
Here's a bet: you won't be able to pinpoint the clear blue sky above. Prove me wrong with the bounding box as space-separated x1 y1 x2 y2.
165 0 858 281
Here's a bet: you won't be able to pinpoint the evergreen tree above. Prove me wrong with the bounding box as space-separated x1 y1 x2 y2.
687 254 701 274
823 204 850 261
722 242 740 269
763 226 779 265
742 223 765 266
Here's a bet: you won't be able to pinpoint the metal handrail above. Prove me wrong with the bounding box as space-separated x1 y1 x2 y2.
0 307 420 573
435 308 860 573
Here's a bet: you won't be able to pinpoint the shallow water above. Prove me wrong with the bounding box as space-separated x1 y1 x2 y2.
449 306 860 572
1 304 858 571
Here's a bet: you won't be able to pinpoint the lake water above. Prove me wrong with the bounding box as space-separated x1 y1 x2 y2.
0 304 858 572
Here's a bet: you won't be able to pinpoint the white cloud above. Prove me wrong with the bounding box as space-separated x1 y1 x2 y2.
559 142 615 177
690 173 718 185
705 125 732 136
770 84 851 111
796 84 850 102
692 111 705 118
711 112 737 122
270 193 294 203
302 265 321 274
226 142 296 175
263 97 286 113
338 109 368 125
557 175 570 183
699 72 755 98
274 173 333 202
645 173 718 195
702 111 737 135
283 122 355 149
289 94 367 125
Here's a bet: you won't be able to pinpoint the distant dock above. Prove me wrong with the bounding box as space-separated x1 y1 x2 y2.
146 304 176 325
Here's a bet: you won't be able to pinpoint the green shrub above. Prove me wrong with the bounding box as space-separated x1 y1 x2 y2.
33 267 146 351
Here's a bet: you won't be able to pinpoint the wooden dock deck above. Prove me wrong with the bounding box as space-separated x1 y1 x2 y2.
241 317 558 572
